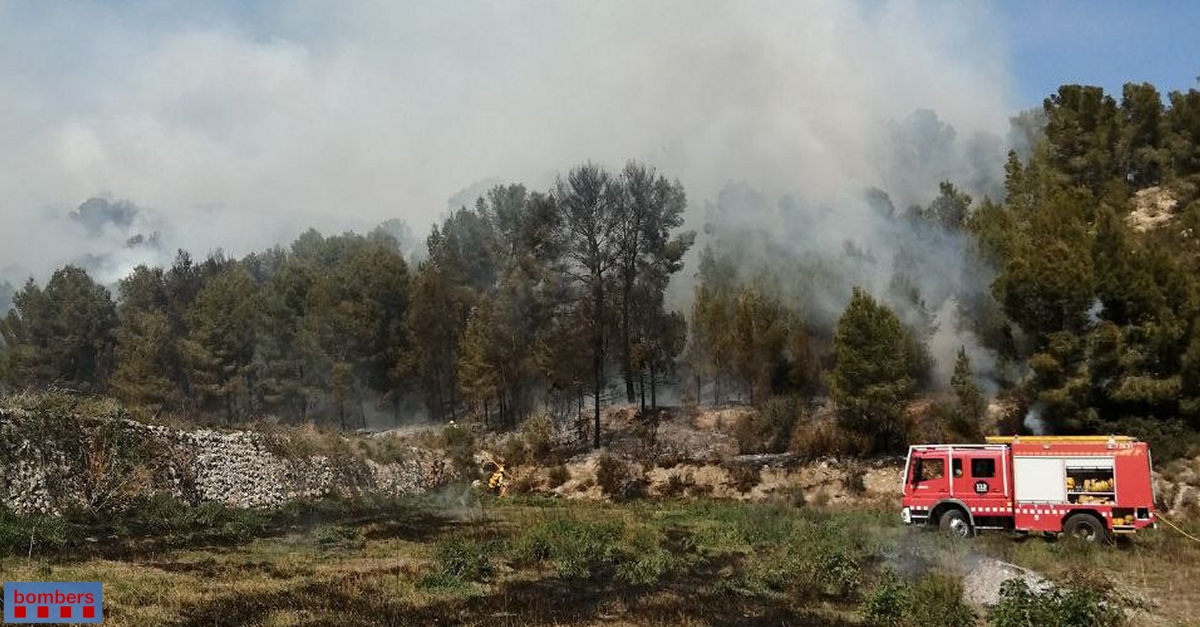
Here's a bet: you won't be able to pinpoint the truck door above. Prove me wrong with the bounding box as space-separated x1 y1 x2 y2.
952 449 1009 514
909 450 949 500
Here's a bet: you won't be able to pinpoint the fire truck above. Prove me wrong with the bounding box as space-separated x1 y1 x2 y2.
900 435 1157 543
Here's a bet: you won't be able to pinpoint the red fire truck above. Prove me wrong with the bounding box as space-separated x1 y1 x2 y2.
900 435 1157 543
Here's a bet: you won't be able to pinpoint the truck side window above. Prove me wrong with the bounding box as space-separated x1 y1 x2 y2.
919 458 944 481
971 458 996 478
953 458 963 477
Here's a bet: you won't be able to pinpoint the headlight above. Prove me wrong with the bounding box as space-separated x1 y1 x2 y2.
901 507 912 524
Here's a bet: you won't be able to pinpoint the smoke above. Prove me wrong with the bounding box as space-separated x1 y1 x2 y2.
682 174 1008 385
0 1 1015 287
928 297 999 395
1023 403 1048 435
1086 298 1104 325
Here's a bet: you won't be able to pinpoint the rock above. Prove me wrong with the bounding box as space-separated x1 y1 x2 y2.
0 409 455 515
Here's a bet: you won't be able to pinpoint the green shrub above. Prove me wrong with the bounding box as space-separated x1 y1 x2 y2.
659 473 693 498
907 573 976 627
501 435 530 468
512 516 679 586
740 516 864 600
546 464 570 488
508 472 538 495
443 423 477 476
732 506 796 548
357 434 411 464
614 526 678 586
988 578 1125 627
727 463 761 493
862 569 909 627
519 413 554 463
800 524 863 598
172 501 265 543
843 467 867 496
735 396 801 454
416 569 472 592
314 524 365 549
434 535 495 582
0 508 75 555
514 517 624 579
595 454 644 501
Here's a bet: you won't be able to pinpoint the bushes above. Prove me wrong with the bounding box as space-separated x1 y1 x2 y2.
658 473 694 498
514 517 625 579
442 423 477 476
512 515 679 586
861 571 975 627
0 495 272 556
314 524 365 550
727 463 762 493
735 396 800 454
499 413 556 468
740 514 865 600
988 578 1125 627
862 569 909 627
0 508 74 555
790 414 861 458
417 534 500 591
906 573 976 627
432 535 497 581
843 467 867 496
546 464 570 488
864 573 1125 627
595 453 645 501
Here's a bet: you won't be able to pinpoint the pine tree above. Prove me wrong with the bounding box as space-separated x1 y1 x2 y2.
0 267 117 391
554 163 623 448
179 265 261 421
825 288 915 453
949 347 985 440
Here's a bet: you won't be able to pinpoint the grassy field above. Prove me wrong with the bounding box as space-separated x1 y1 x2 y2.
1 494 1197 626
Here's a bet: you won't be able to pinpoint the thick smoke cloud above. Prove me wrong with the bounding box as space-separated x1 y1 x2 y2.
0 0 1015 287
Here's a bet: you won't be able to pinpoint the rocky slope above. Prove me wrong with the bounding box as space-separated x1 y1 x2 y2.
0 407 457 515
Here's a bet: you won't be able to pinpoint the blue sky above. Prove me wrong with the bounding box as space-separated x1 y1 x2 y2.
1001 0 1200 108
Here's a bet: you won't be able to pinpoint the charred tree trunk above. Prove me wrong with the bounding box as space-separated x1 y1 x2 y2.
650 362 658 410
592 281 605 449
639 370 646 413
621 279 635 403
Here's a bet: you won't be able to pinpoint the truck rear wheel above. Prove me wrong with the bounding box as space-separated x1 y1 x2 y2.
938 508 972 538
1063 513 1108 544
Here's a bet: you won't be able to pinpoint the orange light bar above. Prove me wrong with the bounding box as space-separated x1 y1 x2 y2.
984 435 1136 444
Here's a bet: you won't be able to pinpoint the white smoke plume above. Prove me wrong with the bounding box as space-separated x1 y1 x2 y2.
0 1 1016 288
1023 404 1048 435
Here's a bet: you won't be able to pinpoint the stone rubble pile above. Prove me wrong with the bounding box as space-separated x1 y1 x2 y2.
0 411 454 515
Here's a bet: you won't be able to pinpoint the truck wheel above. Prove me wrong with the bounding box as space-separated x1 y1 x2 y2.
938 509 972 538
1063 514 1108 544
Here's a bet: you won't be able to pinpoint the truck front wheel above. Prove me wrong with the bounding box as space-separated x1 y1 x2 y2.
938 509 972 538
1063 514 1109 544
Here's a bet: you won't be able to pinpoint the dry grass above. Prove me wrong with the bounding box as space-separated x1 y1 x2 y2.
5 495 1192 626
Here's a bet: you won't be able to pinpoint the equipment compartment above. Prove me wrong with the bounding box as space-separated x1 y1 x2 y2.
1065 461 1115 504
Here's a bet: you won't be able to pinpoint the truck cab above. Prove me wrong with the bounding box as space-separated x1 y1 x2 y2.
901 444 1012 537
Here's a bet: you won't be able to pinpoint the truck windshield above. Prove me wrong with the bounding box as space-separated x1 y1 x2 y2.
915 457 944 482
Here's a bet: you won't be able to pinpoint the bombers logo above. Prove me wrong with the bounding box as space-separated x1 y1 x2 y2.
3 582 102 623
